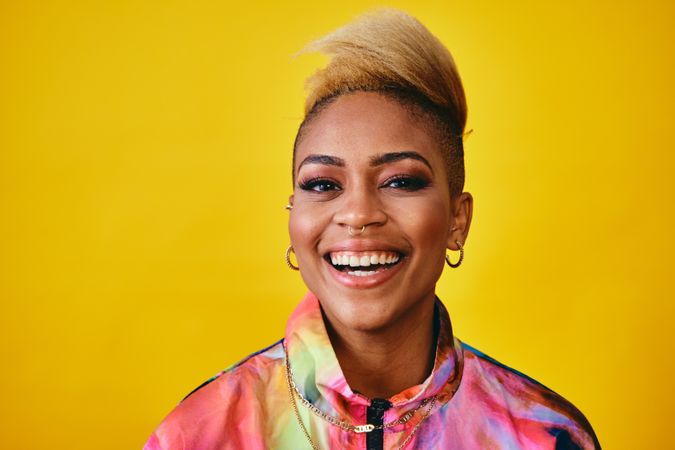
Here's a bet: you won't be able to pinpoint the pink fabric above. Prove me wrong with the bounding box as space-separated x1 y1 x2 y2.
145 292 599 449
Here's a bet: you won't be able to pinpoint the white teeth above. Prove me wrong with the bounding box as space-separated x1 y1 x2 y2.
347 270 371 277
329 251 402 268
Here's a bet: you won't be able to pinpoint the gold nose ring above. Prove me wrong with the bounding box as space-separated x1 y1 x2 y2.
348 225 366 237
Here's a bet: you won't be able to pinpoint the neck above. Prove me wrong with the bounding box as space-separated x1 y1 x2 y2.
324 296 438 399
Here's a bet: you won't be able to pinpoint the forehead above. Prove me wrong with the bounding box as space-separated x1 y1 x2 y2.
294 92 446 171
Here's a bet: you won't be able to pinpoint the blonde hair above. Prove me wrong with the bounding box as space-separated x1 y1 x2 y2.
294 8 468 194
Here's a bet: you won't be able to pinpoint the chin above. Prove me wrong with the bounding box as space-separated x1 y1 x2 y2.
320 291 406 333
340 311 393 333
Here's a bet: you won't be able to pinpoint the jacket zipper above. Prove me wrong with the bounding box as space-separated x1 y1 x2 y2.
366 398 392 450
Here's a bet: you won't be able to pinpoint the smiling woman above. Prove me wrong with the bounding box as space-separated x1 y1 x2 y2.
145 8 600 450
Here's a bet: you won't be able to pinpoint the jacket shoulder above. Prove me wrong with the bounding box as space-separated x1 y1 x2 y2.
144 339 285 450
181 338 284 401
460 341 601 449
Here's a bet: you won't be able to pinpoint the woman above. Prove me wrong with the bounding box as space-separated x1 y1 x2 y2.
145 9 600 449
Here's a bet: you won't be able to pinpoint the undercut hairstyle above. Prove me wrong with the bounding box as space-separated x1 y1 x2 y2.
293 8 468 195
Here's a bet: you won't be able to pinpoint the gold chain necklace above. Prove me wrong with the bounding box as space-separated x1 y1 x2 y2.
284 344 438 449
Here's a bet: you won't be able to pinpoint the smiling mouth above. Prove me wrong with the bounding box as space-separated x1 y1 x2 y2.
324 251 403 277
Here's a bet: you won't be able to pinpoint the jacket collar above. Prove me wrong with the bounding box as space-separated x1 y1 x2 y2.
284 292 463 413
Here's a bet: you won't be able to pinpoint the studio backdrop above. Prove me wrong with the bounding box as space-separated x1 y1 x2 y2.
1 1 674 449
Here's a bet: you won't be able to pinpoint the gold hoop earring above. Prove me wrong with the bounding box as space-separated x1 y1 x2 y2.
445 241 464 268
285 245 299 271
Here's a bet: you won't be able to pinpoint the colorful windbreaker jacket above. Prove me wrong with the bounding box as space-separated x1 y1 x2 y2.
145 293 600 449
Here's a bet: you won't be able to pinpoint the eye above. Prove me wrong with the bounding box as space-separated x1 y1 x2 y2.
298 177 342 193
382 175 429 191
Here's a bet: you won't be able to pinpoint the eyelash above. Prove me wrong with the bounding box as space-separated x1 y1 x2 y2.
382 174 430 191
297 177 341 193
297 175 429 193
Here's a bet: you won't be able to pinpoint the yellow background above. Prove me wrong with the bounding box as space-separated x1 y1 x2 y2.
1 1 673 448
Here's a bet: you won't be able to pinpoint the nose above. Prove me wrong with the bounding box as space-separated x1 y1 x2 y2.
333 186 388 232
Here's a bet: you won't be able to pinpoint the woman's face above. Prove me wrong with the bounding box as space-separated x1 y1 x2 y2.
289 91 471 333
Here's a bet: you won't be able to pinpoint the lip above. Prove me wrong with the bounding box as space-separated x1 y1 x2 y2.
323 239 407 289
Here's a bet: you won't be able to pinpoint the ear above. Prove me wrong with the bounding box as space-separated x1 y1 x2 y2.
447 192 473 250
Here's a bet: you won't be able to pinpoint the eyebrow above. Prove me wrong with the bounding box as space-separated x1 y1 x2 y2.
297 154 346 171
297 151 433 172
370 151 434 173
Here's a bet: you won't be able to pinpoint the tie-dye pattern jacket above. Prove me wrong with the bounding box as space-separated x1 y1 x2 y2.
145 293 600 449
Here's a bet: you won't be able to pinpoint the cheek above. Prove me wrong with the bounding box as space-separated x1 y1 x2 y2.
396 195 450 250
288 208 326 255
288 208 331 293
